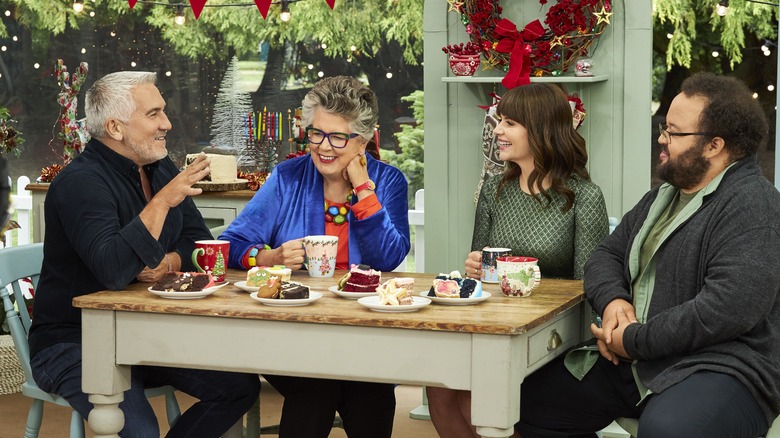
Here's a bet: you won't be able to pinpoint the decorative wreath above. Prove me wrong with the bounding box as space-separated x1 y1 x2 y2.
448 0 612 88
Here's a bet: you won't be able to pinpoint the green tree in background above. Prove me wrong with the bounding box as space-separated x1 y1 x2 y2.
382 90 424 206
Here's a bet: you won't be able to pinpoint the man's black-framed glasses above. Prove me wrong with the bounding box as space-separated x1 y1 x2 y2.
305 127 360 148
658 123 716 144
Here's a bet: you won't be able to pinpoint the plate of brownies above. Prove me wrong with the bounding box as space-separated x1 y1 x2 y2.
148 273 229 300
250 291 323 307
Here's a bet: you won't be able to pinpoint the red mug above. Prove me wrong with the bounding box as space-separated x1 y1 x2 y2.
191 240 230 283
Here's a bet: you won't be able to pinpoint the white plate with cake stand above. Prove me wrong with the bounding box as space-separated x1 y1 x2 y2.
328 285 377 299
250 291 323 307
420 291 492 306
357 296 431 313
147 281 230 300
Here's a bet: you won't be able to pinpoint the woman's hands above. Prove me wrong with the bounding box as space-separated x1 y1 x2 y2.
464 251 482 279
267 239 306 271
590 298 638 364
342 152 372 199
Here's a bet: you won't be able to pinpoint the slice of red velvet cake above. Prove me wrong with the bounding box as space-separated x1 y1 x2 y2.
337 264 381 292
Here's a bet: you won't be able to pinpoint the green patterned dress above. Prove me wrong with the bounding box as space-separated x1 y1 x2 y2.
471 174 609 279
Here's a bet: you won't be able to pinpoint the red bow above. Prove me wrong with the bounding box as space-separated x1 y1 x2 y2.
494 18 545 89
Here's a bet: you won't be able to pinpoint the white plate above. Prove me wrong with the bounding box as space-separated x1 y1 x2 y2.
147 281 229 300
234 280 260 293
481 279 499 284
357 295 431 313
328 285 377 299
250 291 322 306
420 291 491 306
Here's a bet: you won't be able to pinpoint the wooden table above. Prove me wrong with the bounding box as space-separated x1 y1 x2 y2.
73 270 587 438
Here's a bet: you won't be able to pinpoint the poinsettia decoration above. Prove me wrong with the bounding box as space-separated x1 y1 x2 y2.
448 0 612 87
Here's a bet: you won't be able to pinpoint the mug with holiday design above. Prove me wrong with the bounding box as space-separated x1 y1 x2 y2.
191 240 230 283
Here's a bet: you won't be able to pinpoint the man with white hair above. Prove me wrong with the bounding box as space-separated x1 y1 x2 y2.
29 71 260 437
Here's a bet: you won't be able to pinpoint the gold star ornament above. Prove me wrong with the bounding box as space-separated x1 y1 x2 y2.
593 6 613 26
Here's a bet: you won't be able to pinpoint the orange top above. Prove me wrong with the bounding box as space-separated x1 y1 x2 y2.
326 193 381 270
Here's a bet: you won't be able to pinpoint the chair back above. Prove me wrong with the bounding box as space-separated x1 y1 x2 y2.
0 243 44 387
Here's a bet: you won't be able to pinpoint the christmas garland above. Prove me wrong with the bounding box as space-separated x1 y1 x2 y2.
448 0 612 87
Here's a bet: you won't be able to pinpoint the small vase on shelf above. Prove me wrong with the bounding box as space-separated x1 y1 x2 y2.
443 42 481 77
448 54 480 76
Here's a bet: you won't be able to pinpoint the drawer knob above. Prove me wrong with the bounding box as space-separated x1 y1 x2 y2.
547 329 562 351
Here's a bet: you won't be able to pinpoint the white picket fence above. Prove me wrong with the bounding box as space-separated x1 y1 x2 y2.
2 176 32 249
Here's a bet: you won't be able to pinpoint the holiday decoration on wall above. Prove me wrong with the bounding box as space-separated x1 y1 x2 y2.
210 56 253 166
54 59 90 164
0 107 23 157
447 0 612 88
127 0 337 20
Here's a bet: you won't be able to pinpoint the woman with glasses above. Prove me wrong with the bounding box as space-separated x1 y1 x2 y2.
220 75 409 438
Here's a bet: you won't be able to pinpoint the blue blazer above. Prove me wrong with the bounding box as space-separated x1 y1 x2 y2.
221 154 410 272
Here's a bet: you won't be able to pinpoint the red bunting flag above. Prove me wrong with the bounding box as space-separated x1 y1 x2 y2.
127 0 335 19
254 0 272 19
189 0 207 19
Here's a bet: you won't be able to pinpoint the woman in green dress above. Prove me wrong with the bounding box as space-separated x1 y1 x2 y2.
428 83 609 438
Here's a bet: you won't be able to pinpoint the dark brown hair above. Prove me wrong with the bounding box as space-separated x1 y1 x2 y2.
680 72 768 162
495 83 589 212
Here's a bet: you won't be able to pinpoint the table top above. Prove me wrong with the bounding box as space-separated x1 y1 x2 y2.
73 270 584 336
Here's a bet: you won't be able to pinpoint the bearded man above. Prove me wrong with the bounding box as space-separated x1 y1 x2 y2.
28 71 259 437
511 72 780 438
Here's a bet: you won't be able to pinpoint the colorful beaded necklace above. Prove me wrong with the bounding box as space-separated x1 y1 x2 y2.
324 194 353 225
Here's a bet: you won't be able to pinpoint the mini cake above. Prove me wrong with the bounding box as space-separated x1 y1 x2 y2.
185 153 237 183
266 265 292 282
428 271 483 299
376 278 414 306
154 272 214 292
246 267 281 298
279 282 310 299
337 264 381 292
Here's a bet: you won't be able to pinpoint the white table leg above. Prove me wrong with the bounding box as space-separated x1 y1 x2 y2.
471 334 525 438
87 393 125 437
82 309 131 437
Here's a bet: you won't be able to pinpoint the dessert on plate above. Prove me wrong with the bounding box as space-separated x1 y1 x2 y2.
337 264 381 293
246 267 282 298
153 271 214 292
428 271 483 299
376 278 415 306
279 282 310 299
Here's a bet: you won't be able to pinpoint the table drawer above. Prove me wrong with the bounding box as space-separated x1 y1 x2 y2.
527 310 581 368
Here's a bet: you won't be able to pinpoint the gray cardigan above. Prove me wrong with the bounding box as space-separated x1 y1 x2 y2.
584 155 780 423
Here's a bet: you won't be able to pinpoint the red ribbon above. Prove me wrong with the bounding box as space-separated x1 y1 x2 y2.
254 0 272 18
494 18 545 89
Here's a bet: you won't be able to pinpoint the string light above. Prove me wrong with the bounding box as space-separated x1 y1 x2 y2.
174 5 186 25
716 0 729 16
73 0 84 13
280 0 291 22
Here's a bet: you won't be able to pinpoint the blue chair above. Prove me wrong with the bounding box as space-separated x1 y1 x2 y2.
0 243 181 438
